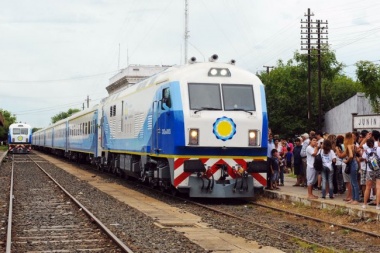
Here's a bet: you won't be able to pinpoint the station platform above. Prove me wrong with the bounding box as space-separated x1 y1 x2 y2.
263 173 380 220
0 151 7 164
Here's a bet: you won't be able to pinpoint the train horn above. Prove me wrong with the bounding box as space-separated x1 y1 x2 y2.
188 56 197 64
229 59 236 65
209 54 218 62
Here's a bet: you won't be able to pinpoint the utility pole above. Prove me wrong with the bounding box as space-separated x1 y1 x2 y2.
316 20 328 130
301 8 314 125
85 95 91 109
301 9 328 130
263 66 274 74
184 0 189 64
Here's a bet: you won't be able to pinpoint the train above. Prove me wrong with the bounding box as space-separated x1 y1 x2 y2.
32 55 268 198
8 122 32 154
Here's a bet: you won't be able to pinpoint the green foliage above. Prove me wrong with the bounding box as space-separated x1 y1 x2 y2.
0 109 17 141
32 127 42 133
259 49 361 137
51 108 80 124
355 61 380 112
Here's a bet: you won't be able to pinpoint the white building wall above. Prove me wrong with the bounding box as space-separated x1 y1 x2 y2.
324 93 374 135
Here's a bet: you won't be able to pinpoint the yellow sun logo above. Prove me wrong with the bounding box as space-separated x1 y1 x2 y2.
213 117 236 141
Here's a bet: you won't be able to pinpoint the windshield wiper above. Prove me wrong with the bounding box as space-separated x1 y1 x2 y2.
232 108 253 115
194 107 221 114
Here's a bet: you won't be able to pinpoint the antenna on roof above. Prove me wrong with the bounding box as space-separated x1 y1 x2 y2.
118 43 120 70
184 0 189 64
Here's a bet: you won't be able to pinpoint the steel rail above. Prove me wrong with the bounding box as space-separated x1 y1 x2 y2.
5 155 14 253
133 182 338 252
29 155 134 253
252 201 380 238
180 198 339 252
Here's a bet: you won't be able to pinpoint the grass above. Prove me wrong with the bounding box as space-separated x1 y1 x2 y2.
0 145 8 151
286 170 297 178
331 208 348 216
292 238 337 253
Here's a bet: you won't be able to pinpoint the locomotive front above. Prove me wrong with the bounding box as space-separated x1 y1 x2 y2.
8 123 32 154
167 59 268 197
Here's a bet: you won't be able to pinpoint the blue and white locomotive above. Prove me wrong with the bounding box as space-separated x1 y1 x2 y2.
33 55 268 198
8 122 32 153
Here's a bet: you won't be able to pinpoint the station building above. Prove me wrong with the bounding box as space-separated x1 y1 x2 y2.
324 92 380 134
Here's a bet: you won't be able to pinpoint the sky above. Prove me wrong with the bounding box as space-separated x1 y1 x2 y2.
1 0 380 128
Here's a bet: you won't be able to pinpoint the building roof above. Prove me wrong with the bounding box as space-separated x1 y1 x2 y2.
106 65 170 95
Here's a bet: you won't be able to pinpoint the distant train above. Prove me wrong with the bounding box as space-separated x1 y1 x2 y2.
33 55 268 198
8 122 32 154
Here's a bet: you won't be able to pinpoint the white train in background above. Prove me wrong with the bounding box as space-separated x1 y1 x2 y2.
8 122 32 154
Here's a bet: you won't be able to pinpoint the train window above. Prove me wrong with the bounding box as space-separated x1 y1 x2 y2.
161 88 172 109
13 128 21 134
110 105 117 117
21 128 28 134
188 83 222 110
222 84 256 111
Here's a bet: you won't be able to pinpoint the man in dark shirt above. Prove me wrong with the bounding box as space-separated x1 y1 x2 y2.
293 137 303 186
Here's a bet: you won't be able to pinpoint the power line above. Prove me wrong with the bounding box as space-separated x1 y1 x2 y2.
0 70 118 83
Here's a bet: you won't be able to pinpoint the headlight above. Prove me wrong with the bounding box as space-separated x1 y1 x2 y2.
208 68 231 77
189 128 199 145
248 130 259 146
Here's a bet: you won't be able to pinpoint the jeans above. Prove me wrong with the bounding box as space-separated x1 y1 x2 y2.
335 165 345 193
321 166 334 197
279 166 284 184
349 160 360 201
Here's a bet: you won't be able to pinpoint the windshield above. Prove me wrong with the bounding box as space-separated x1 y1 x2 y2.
222 84 255 111
13 128 28 134
188 83 222 110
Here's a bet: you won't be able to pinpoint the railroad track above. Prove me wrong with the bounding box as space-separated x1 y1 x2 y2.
251 201 380 238
139 183 380 252
5 154 133 253
174 197 380 252
15 151 380 252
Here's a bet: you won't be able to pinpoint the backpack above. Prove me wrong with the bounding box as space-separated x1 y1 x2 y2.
366 147 380 171
300 142 308 157
313 151 323 172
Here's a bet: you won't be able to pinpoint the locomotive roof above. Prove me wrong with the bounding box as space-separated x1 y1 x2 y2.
103 61 261 102
9 122 32 128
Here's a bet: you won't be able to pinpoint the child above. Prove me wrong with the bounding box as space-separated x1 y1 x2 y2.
286 146 293 173
270 148 280 190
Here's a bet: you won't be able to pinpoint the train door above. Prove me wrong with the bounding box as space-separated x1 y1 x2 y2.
101 107 105 149
65 121 68 153
151 85 172 154
94 110 100 157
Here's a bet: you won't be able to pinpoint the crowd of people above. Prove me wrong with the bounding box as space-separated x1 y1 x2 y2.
267 130 380 209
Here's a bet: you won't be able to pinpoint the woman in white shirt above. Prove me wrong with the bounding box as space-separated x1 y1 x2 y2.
320 139 337 199
362 138 380 209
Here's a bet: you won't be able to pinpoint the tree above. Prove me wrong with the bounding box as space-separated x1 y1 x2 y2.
0 109 17 141
259 49 360 137
51 108 80 124
355 61 380 112
32 127 42 133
